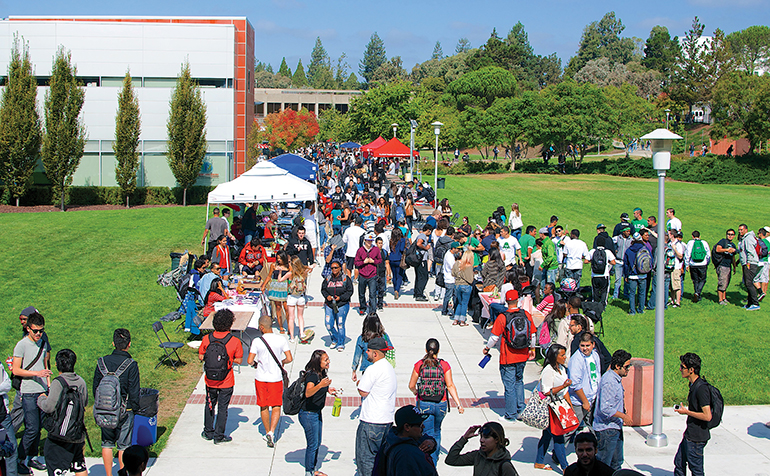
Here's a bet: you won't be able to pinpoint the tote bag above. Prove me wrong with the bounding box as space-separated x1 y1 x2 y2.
548 394 580 436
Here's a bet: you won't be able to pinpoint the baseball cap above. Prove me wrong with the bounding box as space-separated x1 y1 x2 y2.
450 241 461 249
20 306 38 317
596 223 606 230
620 212 629 219
395 405 429 428
505 289 519 302
364 232 375 241
367 337 393 352
632 232 642 241
763 226 770 233
538 227 549 235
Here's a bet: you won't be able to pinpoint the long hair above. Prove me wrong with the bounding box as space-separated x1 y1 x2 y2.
488 248 504 266
511 202 520 217
422 338 440 368
545 300 567 336
305 350 328 378
361 312 386 342
459 249 474 268
390 227 404 252
275 250 289 268
289 256 307 281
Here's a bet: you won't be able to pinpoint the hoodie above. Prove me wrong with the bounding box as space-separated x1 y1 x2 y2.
623 241 646 278
445 435 518 476
739 230 759 265
379 426 438 476
321 272 354 307
593 231 615 255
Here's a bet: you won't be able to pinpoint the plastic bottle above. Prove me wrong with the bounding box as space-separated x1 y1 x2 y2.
332 397 342 417
479 354 491 368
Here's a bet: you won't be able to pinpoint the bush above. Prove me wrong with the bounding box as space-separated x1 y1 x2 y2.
1 185 216 207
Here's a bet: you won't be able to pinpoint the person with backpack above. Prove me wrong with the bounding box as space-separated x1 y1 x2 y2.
298 350 339 476
94 329 140 476
37 349 88 476
482 289 536 422
753 226 770 302
674 353 717 476
588 239 617 306
684 231 711 303
198 309 243 444
623 232 650 315
373 405 437 476
407 339 465 464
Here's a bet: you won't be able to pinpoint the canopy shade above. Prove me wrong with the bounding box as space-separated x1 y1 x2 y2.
269 153 318 182
339 141 361 149
361 136 387 152
371 137 419 158
207 161 317 204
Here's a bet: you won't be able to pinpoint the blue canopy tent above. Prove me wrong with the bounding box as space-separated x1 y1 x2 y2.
269 153 318 182
339 141 361 149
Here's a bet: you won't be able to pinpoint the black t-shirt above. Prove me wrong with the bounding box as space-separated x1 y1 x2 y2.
685 377 711 442
301 372 328 412
564 459 615 476
716 239 736 268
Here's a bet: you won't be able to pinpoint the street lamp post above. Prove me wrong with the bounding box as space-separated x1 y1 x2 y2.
640 128 682 448
409 120 417 181
392 123 398 138
665 109 670 130
431 121 442 196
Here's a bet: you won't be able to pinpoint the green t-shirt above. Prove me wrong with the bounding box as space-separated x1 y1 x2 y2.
468 236 481 267
520 234 536 260
631 219 646 234
762 238 770 263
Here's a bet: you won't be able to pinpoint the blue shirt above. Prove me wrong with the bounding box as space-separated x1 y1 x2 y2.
593 369 625 431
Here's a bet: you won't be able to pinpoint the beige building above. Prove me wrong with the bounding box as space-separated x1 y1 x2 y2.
254 88 361 121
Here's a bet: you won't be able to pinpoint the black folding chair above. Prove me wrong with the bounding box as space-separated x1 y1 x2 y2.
449 212 459 226
152 321 184 370
583 301 605 336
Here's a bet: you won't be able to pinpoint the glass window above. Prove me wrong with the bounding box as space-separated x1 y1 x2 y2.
143 141 168 153
301 103 315 112
284 103 299 111
101 77 127 87
267 103 281 114
144 78 178 88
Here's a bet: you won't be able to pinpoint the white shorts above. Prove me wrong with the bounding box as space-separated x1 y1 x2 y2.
287 294 306 306
754 262 769 284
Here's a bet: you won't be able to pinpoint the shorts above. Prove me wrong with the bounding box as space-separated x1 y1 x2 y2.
255 380 283 408
754 262 769 284
717 266 731 291
45 439 86 475
671 268 682 291
346 256 355 271
101 411 134 450
287 293 306 306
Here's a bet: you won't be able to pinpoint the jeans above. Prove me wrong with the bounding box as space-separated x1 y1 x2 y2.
743 264 759 306
2 413 18 476
390 261 405 294
627 277 647 314
243 231 255 246
453 284 472 322
596 428 624 471
535 428 568 470
646 272 657 310
416 400 447 465
414 261 428 298
319 224 328 248
441 282 455 315
324 303 349 347
19 393 43 460
565 268 582 285
591 276 609 305
674 437 706 476
204 386 234 440
499 362 526 420
299 410 323 473
332 224 342 236
690 265 707 297
543 268 558 286
355 421 389 476
613 263 625 299
512 228 522 240
358 275 378 314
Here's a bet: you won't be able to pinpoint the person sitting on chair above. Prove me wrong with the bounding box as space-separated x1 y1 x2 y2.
239 236 266 276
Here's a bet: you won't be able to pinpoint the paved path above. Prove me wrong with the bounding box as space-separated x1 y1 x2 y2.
113 267 770 476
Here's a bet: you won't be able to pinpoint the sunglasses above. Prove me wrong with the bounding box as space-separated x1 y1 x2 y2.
30 328 45 334
480 426 494 437
622 364 631 370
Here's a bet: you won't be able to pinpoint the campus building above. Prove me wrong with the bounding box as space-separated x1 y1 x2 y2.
254 88 361 121
0 16 255 187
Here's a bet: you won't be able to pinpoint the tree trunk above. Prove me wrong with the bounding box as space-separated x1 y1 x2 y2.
183 187 187 207
126 195 130 209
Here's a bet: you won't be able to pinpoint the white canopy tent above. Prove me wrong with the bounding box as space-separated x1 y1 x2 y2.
204 161 319 249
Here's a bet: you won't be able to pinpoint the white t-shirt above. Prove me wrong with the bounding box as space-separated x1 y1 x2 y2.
508 212 523 230
587 249 616 278
667 217 682 232
497 236 521 266
249 333 289 383
672 240 686 268
357 358 397 424
343 226 365 258
563 239 590 270
540 364 569 399
443 250 456 285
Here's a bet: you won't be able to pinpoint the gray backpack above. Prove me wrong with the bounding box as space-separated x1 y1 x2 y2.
93 358 133 429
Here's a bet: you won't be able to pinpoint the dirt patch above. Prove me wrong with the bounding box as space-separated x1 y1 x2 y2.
0 204 189 213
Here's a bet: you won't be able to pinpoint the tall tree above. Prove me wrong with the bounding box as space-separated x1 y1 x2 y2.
727 26 770 75
668 17 708 111
0 35 42 206
277 57 292 78
347 80 422 142
360 32 387 85
445 66 519 110
344 72 360 90
566 12 635 76
308 37 332 88
455 38 472 54
252 108 319 151
41 47 86 211
167 62 207 207
113 71 141 208
370 56 408 85
334 53 349 89
642 26 680 76
432 41 444 60
292 59 308 88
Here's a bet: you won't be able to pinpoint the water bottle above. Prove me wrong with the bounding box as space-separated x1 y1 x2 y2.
479 354 491 368
332 397 342 417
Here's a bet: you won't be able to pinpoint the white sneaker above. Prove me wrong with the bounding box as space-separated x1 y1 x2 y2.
329 342 337 349
289 337 296 344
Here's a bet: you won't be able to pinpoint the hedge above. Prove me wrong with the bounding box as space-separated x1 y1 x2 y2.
0 185 216 207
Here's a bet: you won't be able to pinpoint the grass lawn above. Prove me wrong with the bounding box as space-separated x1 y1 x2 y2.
0 205 208 457
437 173 770 406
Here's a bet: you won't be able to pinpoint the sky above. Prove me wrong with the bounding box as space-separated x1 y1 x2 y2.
3 0 769 78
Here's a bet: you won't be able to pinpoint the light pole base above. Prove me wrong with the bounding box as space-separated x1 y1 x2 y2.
646 433 668 447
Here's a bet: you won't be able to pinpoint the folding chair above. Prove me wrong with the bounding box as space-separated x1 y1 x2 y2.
152 321 184 370
583 301 605 336
449 212 459 226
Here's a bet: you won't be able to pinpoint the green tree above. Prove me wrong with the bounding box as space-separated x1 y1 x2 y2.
566 12 635 76
445 65 518 110
0 36 42 206
360 32 387 85
266 64 274 74
668 17 708 111
603 83 656 141
727 26 770 75
166 61 207 207
278 57 292 78
711 72 770 151
532 53 563 89
344 72 360 90
317 108 352 142
370 56 408 86
642 26 680 76
484 92 540 168
347 80 421 142
334 53 349 89
744 81 770 151
292 59 308 88
255 70 291 88
411 51 472 87
432 41 444 60
113 71 141 208
41 47 86 211
308 37 333 89
456 38 471 54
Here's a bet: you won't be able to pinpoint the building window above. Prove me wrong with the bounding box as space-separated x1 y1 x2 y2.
284 103 299 111
267 102 281 114
335 104 349 113
144 78 179 88
318 103 332 112
255 102 265 116
301 103 315 113
101 77 127 87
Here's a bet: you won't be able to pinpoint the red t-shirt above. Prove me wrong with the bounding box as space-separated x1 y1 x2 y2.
413 359 451 402
199 331 243 388
491 308 535 365
203 292 225 316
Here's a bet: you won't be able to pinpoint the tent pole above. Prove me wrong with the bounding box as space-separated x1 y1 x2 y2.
204 202 211 253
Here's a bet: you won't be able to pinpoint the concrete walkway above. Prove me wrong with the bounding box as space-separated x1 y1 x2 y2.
115 268 770 476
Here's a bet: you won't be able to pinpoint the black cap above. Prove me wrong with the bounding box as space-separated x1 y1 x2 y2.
395 405 429 428
20 306 38 317
620 212 629 219
367 337 393 352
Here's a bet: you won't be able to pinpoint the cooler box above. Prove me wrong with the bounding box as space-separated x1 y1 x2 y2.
131 414 157 446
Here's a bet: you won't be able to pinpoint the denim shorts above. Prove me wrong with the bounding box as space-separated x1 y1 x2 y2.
101 411 134 450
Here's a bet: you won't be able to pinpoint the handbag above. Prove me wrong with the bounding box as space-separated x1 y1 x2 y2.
548 394 580 436
399 253 407 269
259 336 290 388
519 388 550 430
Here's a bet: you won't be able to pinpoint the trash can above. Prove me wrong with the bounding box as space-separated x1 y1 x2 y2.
132 388 159 446
404 172 413 183
437 177 446 189
621 358 654 426
170 252 184 270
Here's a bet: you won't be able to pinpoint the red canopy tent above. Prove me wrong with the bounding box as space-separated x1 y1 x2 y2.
371 138 419 157
361 136 387 153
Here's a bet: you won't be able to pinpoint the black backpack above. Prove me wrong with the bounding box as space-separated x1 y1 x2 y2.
703 378 724 429
434 238 452 266
283 371 307 416
503 309 530 350
203 334 233 381
591 247 607 275
44 377 85 444
404 240 421 268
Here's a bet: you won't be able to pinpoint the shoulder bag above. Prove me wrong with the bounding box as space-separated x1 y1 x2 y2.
259 336 289 387
11 339 46 391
